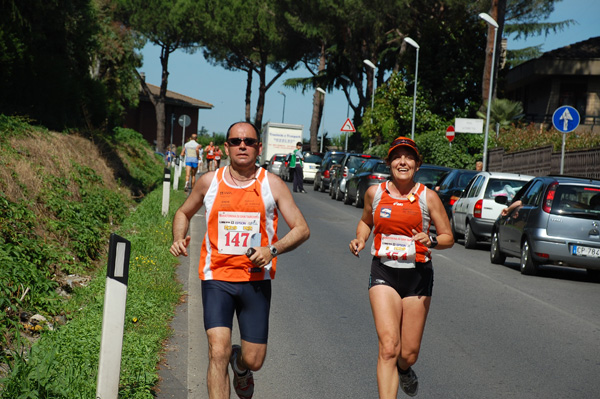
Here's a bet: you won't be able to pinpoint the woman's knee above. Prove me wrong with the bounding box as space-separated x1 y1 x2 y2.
378 336 401 361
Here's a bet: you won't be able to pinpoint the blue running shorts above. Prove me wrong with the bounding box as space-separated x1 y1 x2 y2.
186 161 199 168
201 280 272 344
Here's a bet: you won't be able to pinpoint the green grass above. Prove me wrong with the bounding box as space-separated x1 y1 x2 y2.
1 188 187 398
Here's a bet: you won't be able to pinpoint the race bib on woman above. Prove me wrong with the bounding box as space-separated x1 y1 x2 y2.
217 211 261 254
374 234 416 268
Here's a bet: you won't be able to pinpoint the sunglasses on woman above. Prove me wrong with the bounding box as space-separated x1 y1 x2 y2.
227 137 259 146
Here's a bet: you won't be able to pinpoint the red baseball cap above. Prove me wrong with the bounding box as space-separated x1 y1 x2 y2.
387 136 421 161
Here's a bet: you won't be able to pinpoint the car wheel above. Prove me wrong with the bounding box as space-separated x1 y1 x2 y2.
490 230 506 265
313 178 319 191
343 187 352 205
336 184 344 201
520 239 539 276
450 217 459 239
330 182 337 199
355 187 364 208
464 222 477 249
319 180 326 192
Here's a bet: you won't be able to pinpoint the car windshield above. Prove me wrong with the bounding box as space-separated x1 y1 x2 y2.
373 163 390 174
347 156 370 170
304 154 322 163
553 185 600 217
274 155 285 162
415 168 448 187
484 179 528 201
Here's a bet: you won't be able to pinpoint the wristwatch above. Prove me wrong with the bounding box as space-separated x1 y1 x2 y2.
429 235 438 249
268 245 278 257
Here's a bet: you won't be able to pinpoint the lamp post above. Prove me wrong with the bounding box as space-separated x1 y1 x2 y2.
363 59 377 124
404 37 420 140
317 87 326 152
277 91 286 123
340 75 351 151
479 12 498 172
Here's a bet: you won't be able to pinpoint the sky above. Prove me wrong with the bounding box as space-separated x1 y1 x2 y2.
138 0 600 142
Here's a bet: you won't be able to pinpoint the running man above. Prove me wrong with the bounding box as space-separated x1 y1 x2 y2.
180 133 201 192
170 121 310 399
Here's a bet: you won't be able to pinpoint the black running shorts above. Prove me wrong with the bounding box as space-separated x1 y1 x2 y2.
201 280 272 344
368 257 434 298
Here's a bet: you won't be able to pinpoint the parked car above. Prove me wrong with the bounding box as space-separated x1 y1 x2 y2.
414 164 452 189
302 153 323 183
330 153 379 201
314 151 346 192
344 159 390 207
266 153 286 176
452 171 534 248
490 175 600 278
279 153 293 181
435 168 479 220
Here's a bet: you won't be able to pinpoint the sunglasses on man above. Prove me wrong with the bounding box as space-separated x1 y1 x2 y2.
227 137 259 146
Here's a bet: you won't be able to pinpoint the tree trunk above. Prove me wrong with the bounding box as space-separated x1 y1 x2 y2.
245 68 252 122
309 43 327 153
155 47 170 154
254 60 267 129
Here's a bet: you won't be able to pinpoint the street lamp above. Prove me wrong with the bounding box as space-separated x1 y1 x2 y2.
404 37 420 140
363 59 377 124
479 12 499 172
278 91 286 123
317 87 326 152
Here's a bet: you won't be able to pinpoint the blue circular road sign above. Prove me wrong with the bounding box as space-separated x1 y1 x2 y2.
552 105 580 133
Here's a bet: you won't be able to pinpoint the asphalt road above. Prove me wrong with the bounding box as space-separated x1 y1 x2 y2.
158 180 600 399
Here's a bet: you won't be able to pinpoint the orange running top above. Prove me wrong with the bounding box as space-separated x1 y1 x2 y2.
199 166 278 281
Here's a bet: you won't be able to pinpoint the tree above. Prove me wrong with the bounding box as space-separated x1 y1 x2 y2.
201 0 306 130
0 0 105 129
116 0 203 153
476 98 524 129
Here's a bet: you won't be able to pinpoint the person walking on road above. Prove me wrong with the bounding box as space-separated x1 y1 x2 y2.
291 142 306 193
170 121 310 399
349 136 453 398
180 133 201 192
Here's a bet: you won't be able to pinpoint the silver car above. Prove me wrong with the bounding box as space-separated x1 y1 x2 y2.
452 171 534 248
266 153 286 176
491 175 600 278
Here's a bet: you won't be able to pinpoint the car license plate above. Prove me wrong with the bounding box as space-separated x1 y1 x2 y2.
572 245 600 258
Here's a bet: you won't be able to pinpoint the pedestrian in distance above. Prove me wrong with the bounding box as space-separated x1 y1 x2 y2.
170 121 310 399
197 143 204 172
349 136 454 398
165 144 176 168
205 141 217 172
180 133 201 192
475 160 483 171
214 145 223 169
291 141 306 193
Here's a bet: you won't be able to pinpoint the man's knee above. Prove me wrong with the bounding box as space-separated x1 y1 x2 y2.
240 345 267 371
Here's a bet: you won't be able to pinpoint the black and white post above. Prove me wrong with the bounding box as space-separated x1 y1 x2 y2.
96 234 131 399
162 167 171 216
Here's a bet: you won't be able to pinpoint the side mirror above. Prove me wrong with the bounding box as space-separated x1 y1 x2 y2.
349 168 356 174
495 196 508 205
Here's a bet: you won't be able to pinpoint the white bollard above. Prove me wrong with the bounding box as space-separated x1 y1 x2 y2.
173 157 181 190
96 234 131 399
161 168 170 216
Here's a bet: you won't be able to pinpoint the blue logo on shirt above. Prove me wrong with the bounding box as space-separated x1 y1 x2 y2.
380 207 392 218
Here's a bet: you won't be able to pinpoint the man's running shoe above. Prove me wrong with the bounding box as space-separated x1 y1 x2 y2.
184 182 189 192
399 366 418 397
230 345 254 398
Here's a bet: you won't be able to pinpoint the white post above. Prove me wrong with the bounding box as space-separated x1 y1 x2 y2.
161 168 170 216
96 234 131 399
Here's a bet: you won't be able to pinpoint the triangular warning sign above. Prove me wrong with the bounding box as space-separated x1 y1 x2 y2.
340 118 356 132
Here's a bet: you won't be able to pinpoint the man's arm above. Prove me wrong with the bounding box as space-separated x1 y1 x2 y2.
169 172 214 257
269 174 310 254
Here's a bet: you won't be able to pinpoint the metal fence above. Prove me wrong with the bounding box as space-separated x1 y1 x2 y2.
489 146 600 179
